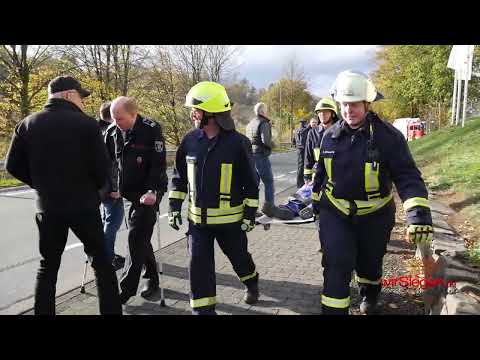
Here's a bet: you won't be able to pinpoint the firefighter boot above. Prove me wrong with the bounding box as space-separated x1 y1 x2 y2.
359 283 381 315
243 276 260 305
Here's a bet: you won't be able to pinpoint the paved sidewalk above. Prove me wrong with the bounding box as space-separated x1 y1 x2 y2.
22 188 427 315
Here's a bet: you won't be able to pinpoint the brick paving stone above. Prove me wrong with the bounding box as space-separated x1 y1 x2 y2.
21 190 441 316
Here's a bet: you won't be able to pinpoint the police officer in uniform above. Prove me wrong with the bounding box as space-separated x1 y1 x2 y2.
106 96 168 305
168 81 260 315
311 70 433 315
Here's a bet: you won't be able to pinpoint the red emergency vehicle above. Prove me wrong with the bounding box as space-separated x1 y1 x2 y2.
407 121 425 141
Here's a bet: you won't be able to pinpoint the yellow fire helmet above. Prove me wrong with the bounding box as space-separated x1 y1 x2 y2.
314 97 338 116
185 81 232 113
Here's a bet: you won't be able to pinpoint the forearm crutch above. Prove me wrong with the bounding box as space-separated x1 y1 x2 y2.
80 256 89 293
156 210 166 307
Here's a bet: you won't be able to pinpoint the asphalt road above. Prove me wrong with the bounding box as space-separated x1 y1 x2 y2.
0 150 298 314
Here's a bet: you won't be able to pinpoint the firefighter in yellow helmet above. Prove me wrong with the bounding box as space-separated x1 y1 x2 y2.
303 97 339 186
311 70 433 315
168 81 260 315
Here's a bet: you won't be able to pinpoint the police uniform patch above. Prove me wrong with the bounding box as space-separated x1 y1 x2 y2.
143 118 156 128
155 141 164 153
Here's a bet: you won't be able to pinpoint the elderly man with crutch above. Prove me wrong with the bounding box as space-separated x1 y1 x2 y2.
104 96 169 305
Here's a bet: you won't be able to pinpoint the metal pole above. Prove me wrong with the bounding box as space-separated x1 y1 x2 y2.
455 78 462 126
451 70 458 125
462 79 469 127
156 210 166 307
80 257 89 293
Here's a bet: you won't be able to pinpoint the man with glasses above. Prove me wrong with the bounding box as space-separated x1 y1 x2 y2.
5 75 122 315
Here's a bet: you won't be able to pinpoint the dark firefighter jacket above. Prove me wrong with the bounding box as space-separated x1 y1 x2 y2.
303 126 326 181
168 128 259 226
311 112 432 226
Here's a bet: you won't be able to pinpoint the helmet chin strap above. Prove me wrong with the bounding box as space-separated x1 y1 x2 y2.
199 110 215 129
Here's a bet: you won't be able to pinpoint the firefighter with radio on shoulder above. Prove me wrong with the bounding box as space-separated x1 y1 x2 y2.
311 70 433 315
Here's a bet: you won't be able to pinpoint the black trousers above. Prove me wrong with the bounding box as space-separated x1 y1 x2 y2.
187 222 258 314
297 149 305 188
119 202 158 297
318 202 395 314
34 209 122 315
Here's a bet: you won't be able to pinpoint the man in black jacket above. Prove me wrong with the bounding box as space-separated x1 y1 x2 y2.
106 96 168 305
292 119 312 188
5 76 122 315
98 102 125 270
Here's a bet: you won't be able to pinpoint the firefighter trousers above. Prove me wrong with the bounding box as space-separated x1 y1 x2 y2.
318 201 395 314
187 222 258 315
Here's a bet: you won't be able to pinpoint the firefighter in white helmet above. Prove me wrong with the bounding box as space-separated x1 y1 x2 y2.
311 70 433 315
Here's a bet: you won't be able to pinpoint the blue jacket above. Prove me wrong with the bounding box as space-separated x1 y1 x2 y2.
312 112 432 225
169 128 259 226
303 126 325 181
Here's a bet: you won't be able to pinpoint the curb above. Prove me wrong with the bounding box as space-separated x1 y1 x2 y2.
0 185 30 194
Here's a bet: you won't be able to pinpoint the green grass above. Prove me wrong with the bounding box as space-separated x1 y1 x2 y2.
409 117 480 264
0 170 23 188
409 116 480 196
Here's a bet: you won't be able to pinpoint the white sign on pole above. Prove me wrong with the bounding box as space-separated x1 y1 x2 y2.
448 45 475 126
448 45 474 80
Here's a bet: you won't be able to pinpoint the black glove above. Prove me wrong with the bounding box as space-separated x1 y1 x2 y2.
168 211 182 230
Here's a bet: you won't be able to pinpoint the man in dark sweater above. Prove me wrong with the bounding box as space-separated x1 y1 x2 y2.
5 76 122 315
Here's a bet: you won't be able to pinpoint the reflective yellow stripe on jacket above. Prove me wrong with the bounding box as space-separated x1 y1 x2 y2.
322 157 392 216
403 197 430 211
219 163 232 209
186 156 197 206
244 198 259 208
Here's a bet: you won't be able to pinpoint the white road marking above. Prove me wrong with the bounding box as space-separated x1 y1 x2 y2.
2 189 35 196
289 170 297 174
63 213 169 253
274 174 286 180
65 243 84 251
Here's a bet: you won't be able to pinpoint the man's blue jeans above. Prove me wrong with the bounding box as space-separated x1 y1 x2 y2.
253 153 275 204
101 197 125 263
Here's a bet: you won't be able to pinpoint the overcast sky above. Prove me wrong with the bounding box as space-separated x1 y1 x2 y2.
235 45 380 98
